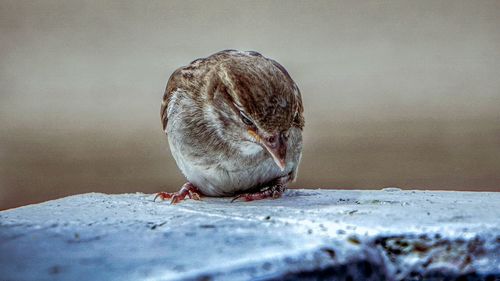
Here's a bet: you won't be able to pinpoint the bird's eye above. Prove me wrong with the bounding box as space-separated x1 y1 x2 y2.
240 112 254 126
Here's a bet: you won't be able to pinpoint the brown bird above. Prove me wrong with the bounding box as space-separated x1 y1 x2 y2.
155 50 304 203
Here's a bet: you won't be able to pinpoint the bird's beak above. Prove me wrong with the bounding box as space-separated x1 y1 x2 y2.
254 131 287 171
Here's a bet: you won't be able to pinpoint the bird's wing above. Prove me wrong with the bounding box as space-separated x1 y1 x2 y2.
269 59 305 130
160 91 169 133
292 88 305 130
161 68 185 133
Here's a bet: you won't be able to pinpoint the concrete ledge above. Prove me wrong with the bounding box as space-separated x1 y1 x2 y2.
1 189 499 280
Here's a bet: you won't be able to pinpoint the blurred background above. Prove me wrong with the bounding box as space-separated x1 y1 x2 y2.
1 0 499 210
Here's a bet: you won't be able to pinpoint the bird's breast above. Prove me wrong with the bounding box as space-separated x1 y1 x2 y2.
168 135 291 196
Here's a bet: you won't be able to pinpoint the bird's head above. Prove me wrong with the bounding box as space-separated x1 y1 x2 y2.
207 51 304 171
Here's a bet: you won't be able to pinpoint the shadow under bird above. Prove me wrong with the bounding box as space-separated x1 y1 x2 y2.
155 50 304 203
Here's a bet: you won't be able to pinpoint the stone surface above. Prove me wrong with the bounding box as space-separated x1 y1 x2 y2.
0 189 499 281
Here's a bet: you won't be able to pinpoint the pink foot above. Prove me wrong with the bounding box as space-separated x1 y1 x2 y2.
232 184 286 202
154 182 202 204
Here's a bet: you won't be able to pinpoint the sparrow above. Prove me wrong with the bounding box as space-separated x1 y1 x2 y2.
155 50 304 203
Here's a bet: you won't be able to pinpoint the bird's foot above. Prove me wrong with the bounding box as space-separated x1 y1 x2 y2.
154 182 202 204
231 184 286 202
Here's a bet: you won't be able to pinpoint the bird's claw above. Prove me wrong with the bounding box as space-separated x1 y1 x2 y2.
154 183 202 204
231 184 286 202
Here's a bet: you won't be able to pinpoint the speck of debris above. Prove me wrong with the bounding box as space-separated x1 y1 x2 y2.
148 221 167 230
348 235 361 245
49 265 61 275
173 264 185 271
262 262 272 270
413 241 429 253
197 274 212 281
321 247 336 259
264 216 271 220
199 224 216 229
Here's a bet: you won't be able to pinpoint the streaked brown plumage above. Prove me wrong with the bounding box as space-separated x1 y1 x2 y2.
155 50 304 203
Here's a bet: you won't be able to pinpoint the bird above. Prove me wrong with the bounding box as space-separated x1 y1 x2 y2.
155 50 304 203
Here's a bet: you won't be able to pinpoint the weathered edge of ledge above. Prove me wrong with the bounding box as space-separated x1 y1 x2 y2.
1 189 499 281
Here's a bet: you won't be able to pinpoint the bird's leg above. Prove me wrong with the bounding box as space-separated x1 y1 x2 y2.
232 176 290 202
154 182 202 204
231 184 286 202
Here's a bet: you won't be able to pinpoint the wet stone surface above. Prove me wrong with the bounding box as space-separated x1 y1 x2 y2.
0 189 499 281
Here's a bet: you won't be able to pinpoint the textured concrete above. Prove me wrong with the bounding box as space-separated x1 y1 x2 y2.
1 189 499 280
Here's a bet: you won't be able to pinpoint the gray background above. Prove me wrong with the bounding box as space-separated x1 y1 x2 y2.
1 0 499 210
